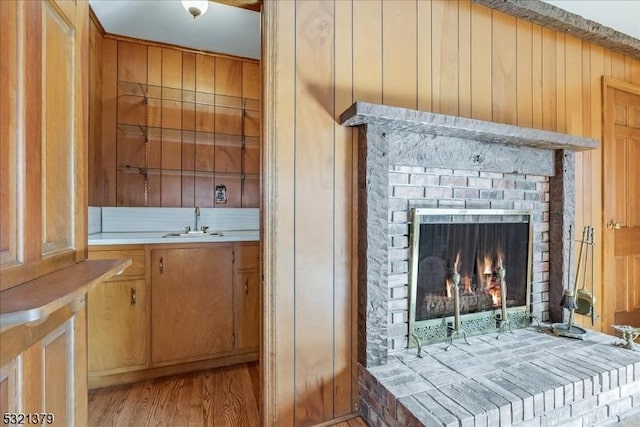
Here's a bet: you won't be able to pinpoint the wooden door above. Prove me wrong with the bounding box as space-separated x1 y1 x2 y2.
604 81 640 328
151 246 234 364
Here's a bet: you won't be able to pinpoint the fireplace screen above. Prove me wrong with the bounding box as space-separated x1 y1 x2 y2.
409 209 533 342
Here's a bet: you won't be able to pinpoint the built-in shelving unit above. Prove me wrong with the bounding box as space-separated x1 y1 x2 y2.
116 80 259 208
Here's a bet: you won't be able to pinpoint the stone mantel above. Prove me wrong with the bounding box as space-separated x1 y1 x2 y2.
340 102 598 152
340 102 599 368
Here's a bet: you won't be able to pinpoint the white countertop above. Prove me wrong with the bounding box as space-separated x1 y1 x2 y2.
88 230 259 246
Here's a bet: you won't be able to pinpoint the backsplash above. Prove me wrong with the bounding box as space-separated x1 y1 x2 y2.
89 207 259 233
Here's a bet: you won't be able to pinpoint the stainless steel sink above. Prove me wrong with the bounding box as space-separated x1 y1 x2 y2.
162 231 224 238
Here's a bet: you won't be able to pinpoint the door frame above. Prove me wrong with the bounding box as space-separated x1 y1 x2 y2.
601 76 640 333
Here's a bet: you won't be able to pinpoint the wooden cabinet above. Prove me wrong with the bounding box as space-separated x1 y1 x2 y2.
1 300 91 426
87 248 148 375
151 246 234 364
235 243 260 352
0 0 89 291
87 242 259 387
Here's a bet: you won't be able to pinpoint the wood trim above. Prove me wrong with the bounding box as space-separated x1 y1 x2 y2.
88 351 258 389
261 0 277 425
88 6 105 36
603 76 640 97
101 32 259 64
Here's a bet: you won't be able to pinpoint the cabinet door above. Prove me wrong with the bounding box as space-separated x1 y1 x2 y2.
0 0 88 290
236 270 260 352
88 279 147 373
151 247 234 364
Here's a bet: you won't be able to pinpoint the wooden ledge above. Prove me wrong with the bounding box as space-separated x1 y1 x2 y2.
0 259 131 330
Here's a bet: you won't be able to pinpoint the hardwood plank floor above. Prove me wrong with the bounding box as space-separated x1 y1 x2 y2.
88 363 260 426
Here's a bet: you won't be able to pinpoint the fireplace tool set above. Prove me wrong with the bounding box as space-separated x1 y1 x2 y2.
552 225 596 339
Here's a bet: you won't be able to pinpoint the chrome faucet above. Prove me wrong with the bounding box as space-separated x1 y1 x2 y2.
194 206 200 232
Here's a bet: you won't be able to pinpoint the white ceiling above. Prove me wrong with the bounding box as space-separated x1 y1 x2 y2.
541 0 640 40
89 0 261 60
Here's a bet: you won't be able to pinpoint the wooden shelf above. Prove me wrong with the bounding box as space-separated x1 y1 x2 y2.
0 259 131 330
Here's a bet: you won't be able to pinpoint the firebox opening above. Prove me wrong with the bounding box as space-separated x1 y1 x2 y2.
409 209 533 344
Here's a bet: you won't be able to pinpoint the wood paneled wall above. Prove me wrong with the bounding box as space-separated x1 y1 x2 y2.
89 31 260 208
262 1 640 425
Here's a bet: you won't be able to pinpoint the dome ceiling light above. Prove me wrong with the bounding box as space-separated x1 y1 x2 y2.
181 0 209 18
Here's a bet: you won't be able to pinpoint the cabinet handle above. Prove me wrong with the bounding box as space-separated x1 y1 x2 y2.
244 279 249 295
131 288 136 305
159 256 163 273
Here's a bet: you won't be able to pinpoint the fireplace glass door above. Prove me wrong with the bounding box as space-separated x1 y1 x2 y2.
409 209 533 340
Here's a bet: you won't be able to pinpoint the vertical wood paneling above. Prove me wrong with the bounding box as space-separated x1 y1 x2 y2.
541 28 556 131
101 39 117 207
531 24 543 129
382 0 416 109
334 0 354 417
555 33 566 134
458 0 471 117
565 35 583 137
491 11 517 124
294 2 335 423
267 0 296 424
516 19 532 127
470 3 491 121
264 1 640 424
353 1 382 103
417 0 432 111
432 0 458 116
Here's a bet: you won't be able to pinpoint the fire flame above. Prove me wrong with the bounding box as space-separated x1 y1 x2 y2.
489 286 501 306
463 275 473 295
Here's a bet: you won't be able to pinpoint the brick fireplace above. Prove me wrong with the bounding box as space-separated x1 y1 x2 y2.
341 103 640 426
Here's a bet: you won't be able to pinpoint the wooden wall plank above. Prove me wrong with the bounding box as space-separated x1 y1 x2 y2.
294 1 336 423
565 35 583 137
431 0 459 116
531 24 543 129
541 28 556 131
382 0 417 109
555 33 566 134
268 0 296 424
101 38 117 206
470 3 492 121
516 19 533 127
417 0 432 111
491 11 517 125
458 0 471 118
182 52 196 207
353 0 382 103
334 0 354 417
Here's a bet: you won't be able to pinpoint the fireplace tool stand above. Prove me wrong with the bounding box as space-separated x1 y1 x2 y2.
445 270 471 351
495 264 513 339
552 225 590 340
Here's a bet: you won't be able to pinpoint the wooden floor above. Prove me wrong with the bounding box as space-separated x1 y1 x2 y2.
88 363 260 426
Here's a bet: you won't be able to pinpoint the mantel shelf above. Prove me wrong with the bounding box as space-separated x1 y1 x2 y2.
340 101 599 152
0 259 131 330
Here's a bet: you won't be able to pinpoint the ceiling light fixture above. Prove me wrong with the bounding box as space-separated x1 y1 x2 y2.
181 0 209 18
